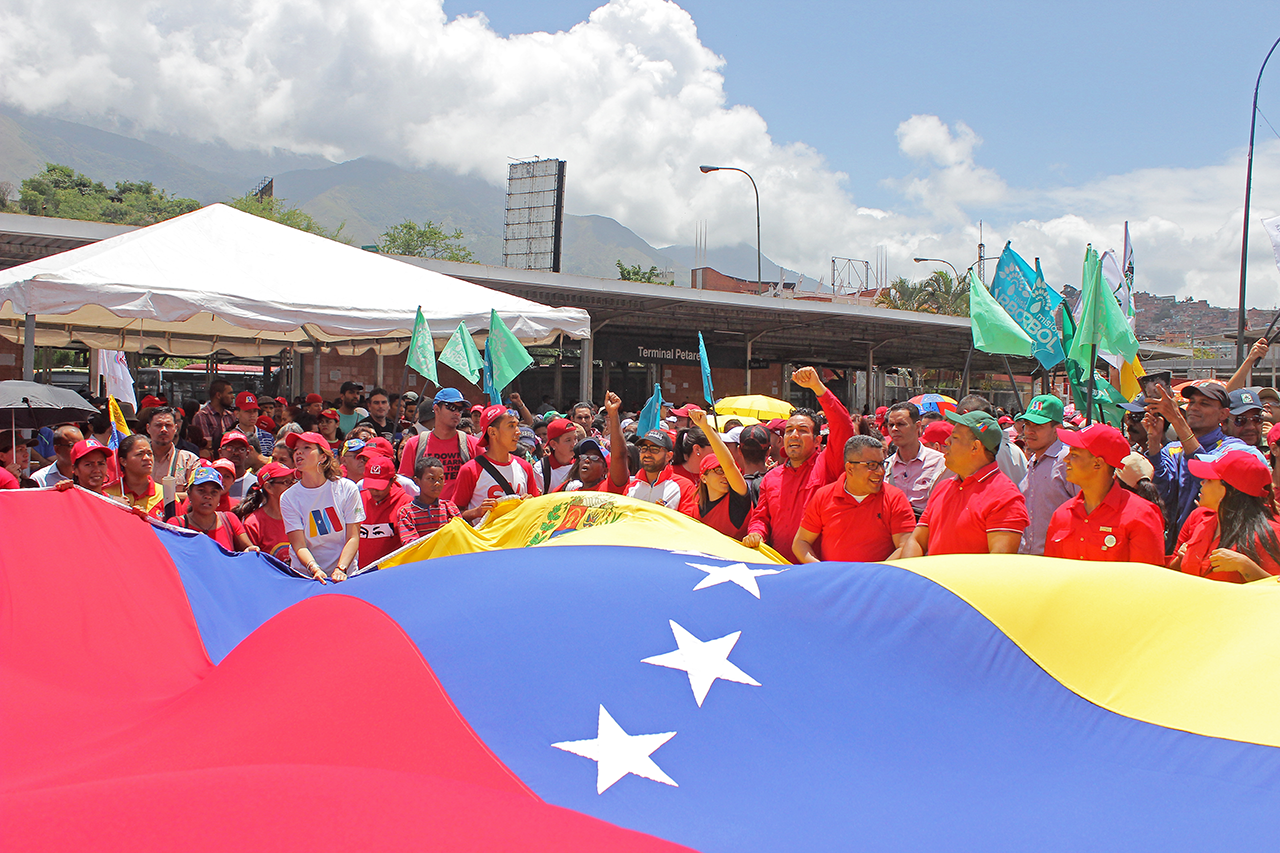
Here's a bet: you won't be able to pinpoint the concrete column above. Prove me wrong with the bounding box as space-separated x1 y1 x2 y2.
88 347 100 397
313 346 322 395
22 314 35 382
376 352 385 388
578 336 593 405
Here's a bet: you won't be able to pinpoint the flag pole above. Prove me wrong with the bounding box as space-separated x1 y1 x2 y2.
1000 356 1024 411
960 346 974 397
1085 344 1098 426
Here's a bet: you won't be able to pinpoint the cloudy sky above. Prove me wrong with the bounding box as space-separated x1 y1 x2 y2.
3 0 1280 307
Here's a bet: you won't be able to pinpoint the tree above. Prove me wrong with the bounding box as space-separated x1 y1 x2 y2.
873 270 969 316
226 194 348 242
875 276 937 313
377 219 474 262
616 260 665 283
17 163 199 225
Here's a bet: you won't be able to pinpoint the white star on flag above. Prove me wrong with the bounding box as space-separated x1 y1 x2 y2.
551 705 678 794
686 561 784 599
642 620 761 706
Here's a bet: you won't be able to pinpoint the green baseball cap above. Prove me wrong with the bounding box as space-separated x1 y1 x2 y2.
1015 395 1065 425
944 410 1003 453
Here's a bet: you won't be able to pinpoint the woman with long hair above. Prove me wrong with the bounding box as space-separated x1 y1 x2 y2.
280 431 364 583
175 467 258 552
1173 449 1280 583
316 408 344 450
688 408 751 539
236 461 296 564
104 434 164 518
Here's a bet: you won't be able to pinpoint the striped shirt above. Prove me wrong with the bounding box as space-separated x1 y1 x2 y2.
395 498 462 544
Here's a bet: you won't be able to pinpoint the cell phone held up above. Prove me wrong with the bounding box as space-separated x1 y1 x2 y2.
1138 371 1173 400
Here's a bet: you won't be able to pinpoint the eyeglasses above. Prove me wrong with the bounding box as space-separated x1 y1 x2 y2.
439 402 466 412
1234 415 1264 426
845 460 886 471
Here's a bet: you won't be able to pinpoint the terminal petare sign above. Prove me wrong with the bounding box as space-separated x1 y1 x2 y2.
597 336 736 367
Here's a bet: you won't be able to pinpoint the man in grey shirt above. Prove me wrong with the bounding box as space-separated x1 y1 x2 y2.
1014 395 1077 555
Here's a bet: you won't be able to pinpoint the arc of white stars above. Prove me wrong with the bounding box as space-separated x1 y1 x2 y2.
551 705 678 794
642 620 761 706
685 560 784 599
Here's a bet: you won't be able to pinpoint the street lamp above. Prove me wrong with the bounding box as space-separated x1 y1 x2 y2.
912 256 962 282
1235 35 1280 367
701 165 762 295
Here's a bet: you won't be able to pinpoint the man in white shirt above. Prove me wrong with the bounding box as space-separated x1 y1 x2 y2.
452 405 541 524
31 425 84 487
883 402 947 518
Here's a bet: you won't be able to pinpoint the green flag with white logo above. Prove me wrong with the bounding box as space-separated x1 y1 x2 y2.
969 269 1033 357
483 310 534 402
406 306 438 385
439 321 484 383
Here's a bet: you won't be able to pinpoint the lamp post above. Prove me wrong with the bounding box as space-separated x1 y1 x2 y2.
1235 35 1280 368
700 165 762 295
912 256 962 282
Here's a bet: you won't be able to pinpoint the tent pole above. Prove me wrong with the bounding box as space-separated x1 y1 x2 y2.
22 314 35 382
578 336 594 405
313 345 321 396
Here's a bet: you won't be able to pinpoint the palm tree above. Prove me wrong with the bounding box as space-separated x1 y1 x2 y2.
875 276 937 313
922 270 969 317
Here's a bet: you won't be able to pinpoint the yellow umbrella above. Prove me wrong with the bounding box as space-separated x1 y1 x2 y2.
713 394 794 421
706 413 760 431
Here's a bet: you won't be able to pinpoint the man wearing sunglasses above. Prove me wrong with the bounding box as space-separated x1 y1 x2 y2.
793 435 915 563
1224 389 1266 450
397 387 481 502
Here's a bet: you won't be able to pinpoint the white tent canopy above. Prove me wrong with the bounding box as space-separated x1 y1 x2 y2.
0 203 590 358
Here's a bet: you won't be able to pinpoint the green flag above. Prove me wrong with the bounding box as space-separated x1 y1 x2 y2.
483 309 534 399
438 321 484 383
969 269 1033 357
1069 244 1139 366
1062 307 1126 427
406 306 438 385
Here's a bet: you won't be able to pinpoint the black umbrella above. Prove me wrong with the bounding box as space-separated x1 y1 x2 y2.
0 380 99 431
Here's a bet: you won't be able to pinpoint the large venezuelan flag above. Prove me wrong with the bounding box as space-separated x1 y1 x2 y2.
4 488 1280 851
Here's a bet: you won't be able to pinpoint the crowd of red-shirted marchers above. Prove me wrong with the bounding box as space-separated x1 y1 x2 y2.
9 339 1280 584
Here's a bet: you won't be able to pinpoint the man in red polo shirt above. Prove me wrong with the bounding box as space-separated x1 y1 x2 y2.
1044 424 1166 565
794 435 916 562
898 410 1029 556
742 366 855 563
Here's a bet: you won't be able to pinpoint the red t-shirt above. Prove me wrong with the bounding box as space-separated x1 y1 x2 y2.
696 489 752 539
397 431 482 502
177 511 247 552
1176 510 1280 583
0 467 19 490
918 461 1029 555
799 481 917 562
244 508 292 564
1043 485 1166 566
359 484 414 566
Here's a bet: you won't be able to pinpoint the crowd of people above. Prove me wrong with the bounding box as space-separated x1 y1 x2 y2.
6 340 1280 585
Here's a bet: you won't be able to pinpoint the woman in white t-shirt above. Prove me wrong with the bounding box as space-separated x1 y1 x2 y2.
280 431 364 583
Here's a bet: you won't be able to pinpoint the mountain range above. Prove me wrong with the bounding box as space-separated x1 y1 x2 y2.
0 106 808 285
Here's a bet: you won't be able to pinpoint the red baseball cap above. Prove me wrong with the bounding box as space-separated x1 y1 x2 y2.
284 431 329 451
70 438 112 465
209 458 237 478
275 396 288 407
256 415 277 432
305 393 324 405
1269 422 1280 447
547 418 576 440
358 438 395 460
235 391 259 410
319 408 339 421
700 453 730 476
766 418 787 434
139 395 164 410
1188 449 1272 497
477 404 510 445
1057 424 1131 468
220 431 250 448
920 422 953 445
362 456 396 487
257 461 295 482
669 405 695 417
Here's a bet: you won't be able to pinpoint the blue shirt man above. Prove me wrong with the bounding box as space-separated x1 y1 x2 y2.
1144 382 1245 552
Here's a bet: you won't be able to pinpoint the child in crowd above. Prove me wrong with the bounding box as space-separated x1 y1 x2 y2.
395 456 462 545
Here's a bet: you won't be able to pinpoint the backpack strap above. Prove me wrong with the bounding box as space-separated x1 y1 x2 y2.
475 456 516 496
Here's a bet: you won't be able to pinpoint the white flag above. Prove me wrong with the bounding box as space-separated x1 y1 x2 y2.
1264 214 1280 275
97 350 137 411
1097 250 1128 369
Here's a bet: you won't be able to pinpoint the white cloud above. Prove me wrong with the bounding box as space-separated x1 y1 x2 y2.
2 0 1279 311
